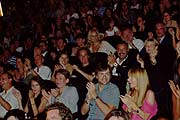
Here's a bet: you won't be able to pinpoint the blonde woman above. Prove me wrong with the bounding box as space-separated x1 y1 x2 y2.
120 68 157 120
87 29 116 55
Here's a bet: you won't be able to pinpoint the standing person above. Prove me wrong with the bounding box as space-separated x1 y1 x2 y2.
0 72 20 118
121 68 157 120
81 63 120 119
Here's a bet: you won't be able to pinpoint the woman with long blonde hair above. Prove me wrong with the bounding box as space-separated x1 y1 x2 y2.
120 67 157 120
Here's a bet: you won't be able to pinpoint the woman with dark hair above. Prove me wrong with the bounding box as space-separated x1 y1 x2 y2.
24 76 47 119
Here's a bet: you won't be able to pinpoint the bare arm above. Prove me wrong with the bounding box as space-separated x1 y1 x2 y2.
0 96 11 111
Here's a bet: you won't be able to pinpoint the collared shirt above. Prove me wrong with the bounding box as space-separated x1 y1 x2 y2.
158 36 165 44
112 56 128 76
87 82 120 120
51 86 79 113
0 87 19 118
132 37 144 52
34 65 52 80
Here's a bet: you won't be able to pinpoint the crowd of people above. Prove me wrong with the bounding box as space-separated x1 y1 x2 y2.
0 0 180 120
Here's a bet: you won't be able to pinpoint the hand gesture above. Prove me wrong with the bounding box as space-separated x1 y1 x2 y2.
86 82 97 100
169 80 180 99
29 90 34 99
148 32 154 39
120 94 136 109
42 89 53 103
54 64 63 71
24 58 32 72
72 65 79 71
107 54 116 66
168 28 175 37
12 88 22 101
51 88 60 97
136 54 144 68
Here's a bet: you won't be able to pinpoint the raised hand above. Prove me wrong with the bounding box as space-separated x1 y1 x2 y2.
12 88 22 101
169 80 180 99
86 82 97 100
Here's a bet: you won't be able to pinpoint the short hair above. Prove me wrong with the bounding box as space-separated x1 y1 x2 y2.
55 69 70 79
95 63 111 75
4 109 26 120
77 47 91 57
116 40 128 48
104 109 129 120
46 102 73 120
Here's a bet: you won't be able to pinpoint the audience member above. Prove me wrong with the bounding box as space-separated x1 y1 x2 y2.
81 63 120 119
46 102 73 120
121 68 157 120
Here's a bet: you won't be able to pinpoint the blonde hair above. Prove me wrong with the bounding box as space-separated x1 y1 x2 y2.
128 68 150 107
87 29 100 43
144 38 159 47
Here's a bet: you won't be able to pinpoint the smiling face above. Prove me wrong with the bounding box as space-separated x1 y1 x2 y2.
55 73 68 89
96 68 111 85
145 41 157 54
31 80 41 95
116 43 129 60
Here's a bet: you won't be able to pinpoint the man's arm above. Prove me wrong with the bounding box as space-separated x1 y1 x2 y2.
0 96 11 110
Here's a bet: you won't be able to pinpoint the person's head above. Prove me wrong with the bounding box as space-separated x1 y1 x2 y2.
128 68 150 106
75 33 86 47
104 7 113 18
4 109 26 120
46 102 73 120
0 72 13 91
104 109 129 120
136 15 145 27
56 37 67 50
30 76 44 95
87 29 100 43
39 41 48 53
144 38 159 54
58 52 69 66
121 27 133 42
77 47 91 66
34 55 44 67
163 10 172 22
155 21 166 38
0 62 5 75
54 69 70 89
116 41 129 60
16 56 25 69
95 63 111 85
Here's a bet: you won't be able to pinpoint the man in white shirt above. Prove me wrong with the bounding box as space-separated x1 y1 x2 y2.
0 72 20 118
34 55 52 80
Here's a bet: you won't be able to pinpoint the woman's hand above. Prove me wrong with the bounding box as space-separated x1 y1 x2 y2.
120 94 136 110
42 89 53 103
29 90 34 99
169 80 180 99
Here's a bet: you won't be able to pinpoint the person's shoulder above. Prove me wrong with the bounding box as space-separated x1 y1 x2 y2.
145 90 156 105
